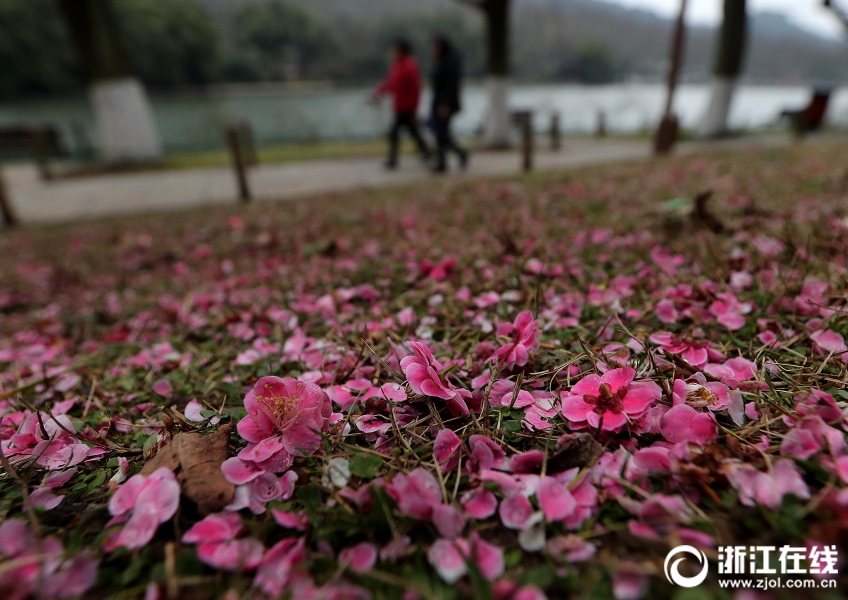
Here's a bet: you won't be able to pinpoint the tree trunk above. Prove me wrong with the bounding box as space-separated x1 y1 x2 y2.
654 0 687 155
482 0 512 148
58 0 162 163
698 0 747 138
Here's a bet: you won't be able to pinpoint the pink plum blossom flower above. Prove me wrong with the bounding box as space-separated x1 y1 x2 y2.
490 310 540 369
224 470 297 514
648 332 722 368
236 376 332 473
561 368 661 432
400 341 472 415
104 467 180 551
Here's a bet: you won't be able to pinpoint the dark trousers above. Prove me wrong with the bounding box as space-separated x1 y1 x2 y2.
387 111 429 166
432 114 466 169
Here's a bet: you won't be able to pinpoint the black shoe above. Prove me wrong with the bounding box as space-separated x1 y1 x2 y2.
384 160 397 170
431 164 448 174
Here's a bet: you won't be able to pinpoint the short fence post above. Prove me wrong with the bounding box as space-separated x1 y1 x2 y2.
521 112 533 172
30 129 53 181
225 125 251 203
239 121 258 167
0 165 18 228
596 110 607 137
550 112 561 151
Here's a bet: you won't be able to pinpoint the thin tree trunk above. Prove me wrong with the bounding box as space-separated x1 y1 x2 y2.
58 0 162 163
481 0 512 148
654 0 687 155
484 0 510 76
698 0 747 138
662 0 687 118
0 166 17 227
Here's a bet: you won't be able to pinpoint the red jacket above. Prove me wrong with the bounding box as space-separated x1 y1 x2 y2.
375 55 422 114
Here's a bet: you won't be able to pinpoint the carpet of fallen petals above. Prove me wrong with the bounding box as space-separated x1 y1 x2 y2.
2 142 848 599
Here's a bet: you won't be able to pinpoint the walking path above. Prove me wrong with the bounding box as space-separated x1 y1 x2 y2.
3 135 794 225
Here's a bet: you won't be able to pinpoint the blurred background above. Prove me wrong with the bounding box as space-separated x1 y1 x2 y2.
1 0 847 161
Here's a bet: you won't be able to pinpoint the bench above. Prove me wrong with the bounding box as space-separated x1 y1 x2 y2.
0 126 66 158
781 90 830 135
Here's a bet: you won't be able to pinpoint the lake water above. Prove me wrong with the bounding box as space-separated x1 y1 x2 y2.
2 82 846 155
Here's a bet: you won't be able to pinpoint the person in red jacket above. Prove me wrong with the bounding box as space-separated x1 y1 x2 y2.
372 39 430 169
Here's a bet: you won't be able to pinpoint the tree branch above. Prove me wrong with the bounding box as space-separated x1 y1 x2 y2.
823 0 848 29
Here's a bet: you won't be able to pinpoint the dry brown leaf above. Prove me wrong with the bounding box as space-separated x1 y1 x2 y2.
141 424 235 515
546 433 602 474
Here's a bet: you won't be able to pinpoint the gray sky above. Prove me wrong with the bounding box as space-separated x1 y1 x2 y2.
602 0 846 39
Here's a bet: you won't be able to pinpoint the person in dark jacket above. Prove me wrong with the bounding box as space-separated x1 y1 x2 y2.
430 36 468 173
372 39 429 169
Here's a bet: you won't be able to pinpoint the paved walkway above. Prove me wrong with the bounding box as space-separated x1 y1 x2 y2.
3 135 794 224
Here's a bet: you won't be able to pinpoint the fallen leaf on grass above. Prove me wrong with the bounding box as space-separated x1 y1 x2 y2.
546 433 602 474
692 190 726 234
142 424 234 515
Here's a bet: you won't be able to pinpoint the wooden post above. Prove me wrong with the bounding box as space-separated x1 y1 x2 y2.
596 110 607 137
0 165 17 228
654 0 687 155
30 129 53 181
226 126 251 202
521 112 533 172
239 121 258 167
550 112 561 151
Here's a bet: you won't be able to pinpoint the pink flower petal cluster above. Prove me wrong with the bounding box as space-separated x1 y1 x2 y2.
388 467 466 538
662 404 717 445
104 467 180 551
182 512 264 571
561 368 661 432
235 376 332 473
725 459 811 510
0 519 98 600
491 310 540 368
401 341 472 415
253 537 311 598
710 292 752 330
427 533 504 584
326 378 406 411
222 468 298 514
30 468 77 510
2 411 102 471
338 542 378 573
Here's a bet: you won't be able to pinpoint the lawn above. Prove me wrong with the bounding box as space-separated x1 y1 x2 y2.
1 141 847 599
